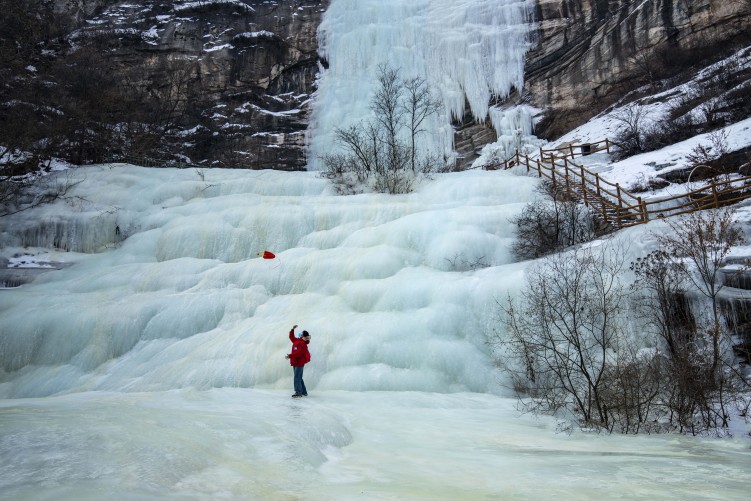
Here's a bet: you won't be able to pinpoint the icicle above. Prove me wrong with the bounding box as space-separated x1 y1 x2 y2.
308 0 535 169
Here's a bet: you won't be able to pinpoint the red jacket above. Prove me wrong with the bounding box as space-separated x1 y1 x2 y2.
288 329 311 367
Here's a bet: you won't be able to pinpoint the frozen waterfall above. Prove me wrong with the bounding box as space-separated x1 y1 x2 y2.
1 167 750 499
308 0 535 169
0 166 538 398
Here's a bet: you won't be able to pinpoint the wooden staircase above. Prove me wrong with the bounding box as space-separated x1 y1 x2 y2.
488 139 751 230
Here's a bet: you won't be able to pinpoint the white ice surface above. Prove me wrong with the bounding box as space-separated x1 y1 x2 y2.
0 166 537 398
308 0 534 169
4 1 751 496
1 389 750 500
1 166 750 499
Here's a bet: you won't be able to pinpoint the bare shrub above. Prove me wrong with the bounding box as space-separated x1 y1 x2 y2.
492 242 663 432
629 248 716 434
599 346 664 434
497 207 751 435
444 253 488 272
658 209 748 431
659 208 745 370
641 113 700 152
627 173 670 193
630 208 750 434
510 181 597 260
631 250 696 357
611 104 651 159
321 65 444 194
1 170 84 218
319 153 359 195
628 49 664 91
684 130 731 173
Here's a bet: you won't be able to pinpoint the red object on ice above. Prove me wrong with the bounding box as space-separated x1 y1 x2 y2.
258 250 276 259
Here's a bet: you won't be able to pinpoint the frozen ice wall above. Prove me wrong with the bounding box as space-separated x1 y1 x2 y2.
308 0 534 169
0 166 539 398
2 168 751 500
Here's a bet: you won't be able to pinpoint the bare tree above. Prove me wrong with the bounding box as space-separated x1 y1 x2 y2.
496 218 749 434
653 208 748 432
658 208 745 370
628 48 662 91
612 104 650 159
0 0 84 212
631 249 696 358
628 208 750 434
630 248 714 434
0 0 68 172
149 57 199 131
599 342 663 434
1 170 83 218
511 181 597 260
491 243 655 431
371 65 405 173
321 65 444 194
401 75 442 173
684 129 730 175
332 124 378 181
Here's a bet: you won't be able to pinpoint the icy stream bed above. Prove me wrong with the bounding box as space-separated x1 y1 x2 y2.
2 389 750 500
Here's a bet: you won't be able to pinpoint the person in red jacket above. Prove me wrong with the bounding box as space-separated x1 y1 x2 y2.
285 324 311 398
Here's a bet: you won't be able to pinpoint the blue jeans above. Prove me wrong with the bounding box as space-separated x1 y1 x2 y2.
293 366 307 396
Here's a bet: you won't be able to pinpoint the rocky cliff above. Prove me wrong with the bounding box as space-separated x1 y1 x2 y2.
44 0 329 170
524 0 751 139
3 0 750 170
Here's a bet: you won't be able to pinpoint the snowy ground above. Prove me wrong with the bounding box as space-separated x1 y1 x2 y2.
553 117 751 195
2 389 750 500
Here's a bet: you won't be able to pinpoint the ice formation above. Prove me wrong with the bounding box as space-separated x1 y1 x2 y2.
308 0 534 168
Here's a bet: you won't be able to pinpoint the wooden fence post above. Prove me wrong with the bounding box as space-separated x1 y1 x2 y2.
639 197 648 223
564 159 572 197
600 195 608 224
580 166 588 206
616 183 623 228
551 159 557 188
712 180 719 208
499 139 751 228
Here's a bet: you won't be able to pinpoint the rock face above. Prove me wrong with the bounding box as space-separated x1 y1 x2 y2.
524 0 751 138
58 0 328 170
14 1 751 169
422 0 751 168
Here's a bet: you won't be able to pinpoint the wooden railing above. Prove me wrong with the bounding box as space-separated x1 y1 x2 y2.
539 138 615 161
109 155 204 169
491 142 751 229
